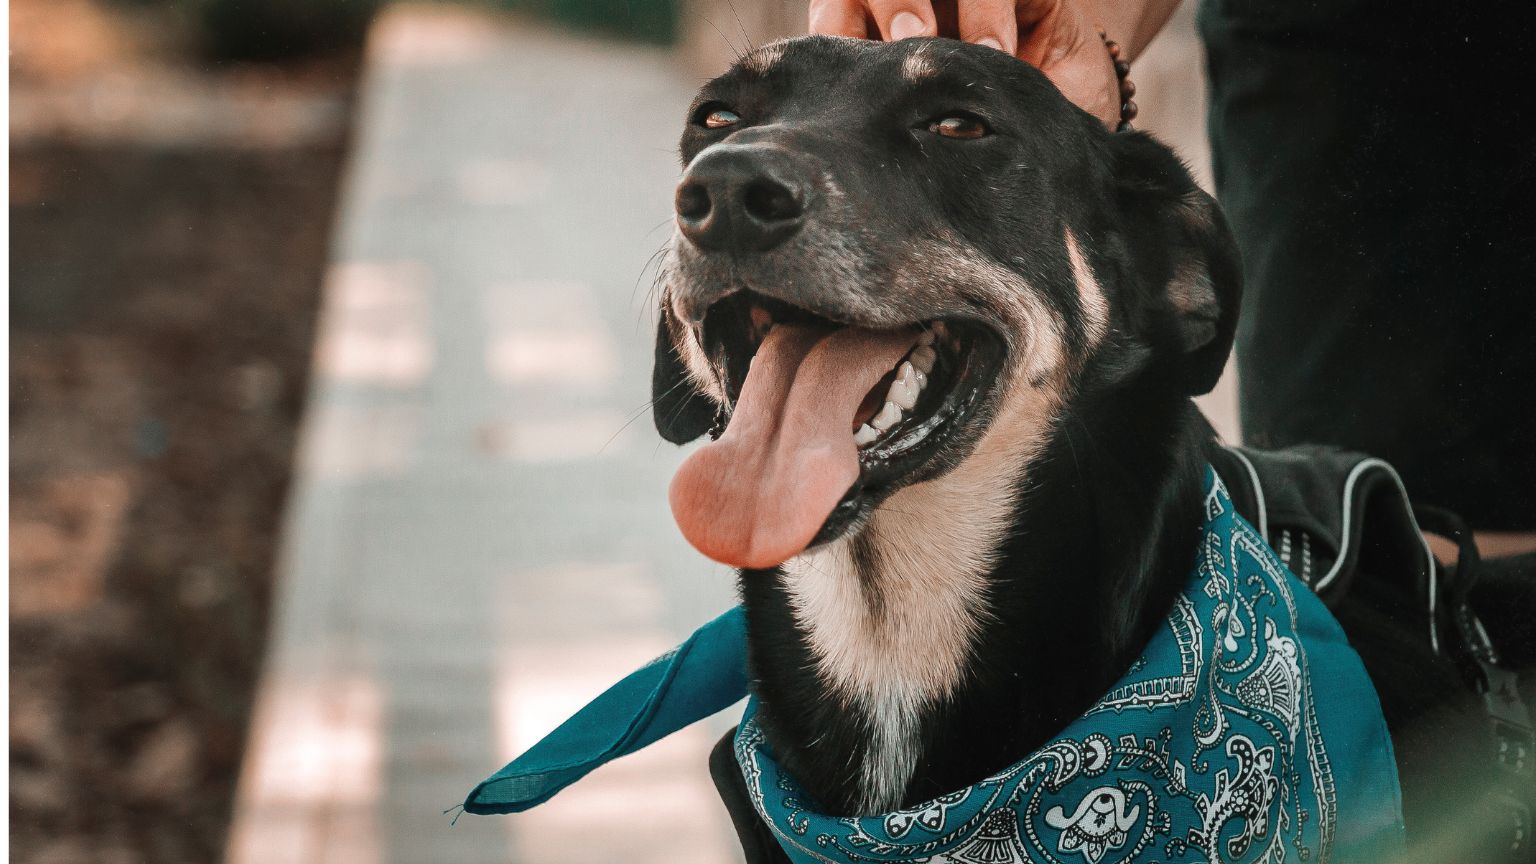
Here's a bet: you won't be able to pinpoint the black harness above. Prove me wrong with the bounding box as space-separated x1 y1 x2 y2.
1211 445 1535 862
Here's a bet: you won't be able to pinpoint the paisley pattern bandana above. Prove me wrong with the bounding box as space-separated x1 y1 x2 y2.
465 472 1405 863
732 474 1404 863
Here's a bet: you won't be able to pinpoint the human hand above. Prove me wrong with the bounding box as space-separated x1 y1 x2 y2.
806 0 1123 128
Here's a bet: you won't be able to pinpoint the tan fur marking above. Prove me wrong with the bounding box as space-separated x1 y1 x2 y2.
1065 228 1110 347
901 47 938 82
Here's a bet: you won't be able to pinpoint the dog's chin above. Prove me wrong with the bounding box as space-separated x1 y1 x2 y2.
695 290 1008 563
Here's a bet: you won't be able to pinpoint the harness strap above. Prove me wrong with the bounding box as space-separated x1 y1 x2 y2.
1214 446 1535 862
1416 505 1536 862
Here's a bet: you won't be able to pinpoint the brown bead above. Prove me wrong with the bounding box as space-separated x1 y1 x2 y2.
1106 41 1122 58
1122 99 1139 120
1121 78 1136 98
1114 60 1131 78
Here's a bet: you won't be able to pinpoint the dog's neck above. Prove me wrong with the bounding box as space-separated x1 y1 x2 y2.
739 383 1213 815
774 426 1027 811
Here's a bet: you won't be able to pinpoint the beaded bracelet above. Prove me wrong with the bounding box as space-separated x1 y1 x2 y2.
1099 30 1137 131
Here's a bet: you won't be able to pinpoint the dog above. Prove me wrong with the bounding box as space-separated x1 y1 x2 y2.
645 35 1532 862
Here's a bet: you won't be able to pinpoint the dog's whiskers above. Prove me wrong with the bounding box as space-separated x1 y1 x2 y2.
692 13 747 61
723 0 754 54
598 388 686 455
632 239 672 316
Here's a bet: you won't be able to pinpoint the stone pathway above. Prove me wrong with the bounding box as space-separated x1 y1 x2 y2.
225 7 741 863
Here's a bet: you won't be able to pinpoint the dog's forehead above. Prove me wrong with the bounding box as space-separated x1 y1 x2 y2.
732 35 873 79
720 36 1016 105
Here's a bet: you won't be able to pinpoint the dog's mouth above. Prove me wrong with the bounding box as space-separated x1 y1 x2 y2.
708 293 1001 470
668 291 1006 570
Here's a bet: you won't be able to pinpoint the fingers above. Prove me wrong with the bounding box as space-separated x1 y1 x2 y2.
1012 0 1071 67
956 0 1017 54
807 0 939 41
865 0 938 40
805 0 1025 59
807 0 1119 128
1012 0 1058 28
1010 0 1120 128
808 0 869 37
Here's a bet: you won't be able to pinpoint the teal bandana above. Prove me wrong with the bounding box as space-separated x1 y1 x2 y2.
465 472 1405 862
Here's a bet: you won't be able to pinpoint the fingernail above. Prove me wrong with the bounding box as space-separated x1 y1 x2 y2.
889 11 926 41
976 36 1003 51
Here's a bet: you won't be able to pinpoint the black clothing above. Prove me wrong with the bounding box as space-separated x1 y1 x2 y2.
1198 0 1536 529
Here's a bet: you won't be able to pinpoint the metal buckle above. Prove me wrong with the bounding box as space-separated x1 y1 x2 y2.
1458 602 1535 860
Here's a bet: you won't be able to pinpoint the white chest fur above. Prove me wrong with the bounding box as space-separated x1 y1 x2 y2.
778 417 1042 812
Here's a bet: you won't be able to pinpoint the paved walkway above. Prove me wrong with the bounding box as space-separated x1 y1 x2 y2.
225 7 741 863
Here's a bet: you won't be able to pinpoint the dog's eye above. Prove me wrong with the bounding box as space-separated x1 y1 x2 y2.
928 114 990 140
695 104 740 130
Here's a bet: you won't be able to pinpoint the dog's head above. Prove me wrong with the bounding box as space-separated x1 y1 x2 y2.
654 36 1240 570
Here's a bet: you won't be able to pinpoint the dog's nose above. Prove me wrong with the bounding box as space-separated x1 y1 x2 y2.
675 146 806 253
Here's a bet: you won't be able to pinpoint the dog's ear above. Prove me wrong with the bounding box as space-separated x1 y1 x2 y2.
1111 132 1242 396
652 305 718 444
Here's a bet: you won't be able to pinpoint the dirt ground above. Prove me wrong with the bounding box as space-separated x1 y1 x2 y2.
9 2 362 861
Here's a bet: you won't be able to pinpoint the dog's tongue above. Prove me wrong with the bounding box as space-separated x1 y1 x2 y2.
670 324 919 570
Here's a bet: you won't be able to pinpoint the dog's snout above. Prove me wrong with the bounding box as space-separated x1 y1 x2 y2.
675 146 807 253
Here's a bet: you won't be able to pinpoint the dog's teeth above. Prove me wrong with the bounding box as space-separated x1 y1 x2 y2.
897 361 927 393
890 377 919 410
853 423 879 447
911 345 937 374
871 400 903 431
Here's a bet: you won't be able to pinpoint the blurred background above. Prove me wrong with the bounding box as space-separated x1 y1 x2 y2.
8 2 1229 862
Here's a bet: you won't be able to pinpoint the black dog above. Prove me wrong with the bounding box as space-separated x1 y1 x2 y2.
650 35 1529 860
